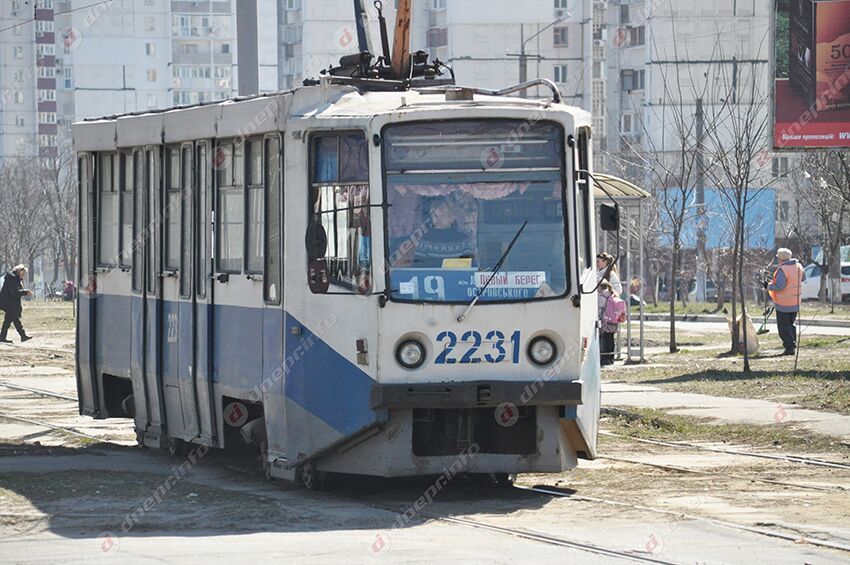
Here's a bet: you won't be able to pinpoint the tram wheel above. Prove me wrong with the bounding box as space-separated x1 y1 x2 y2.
168 437 190 457
492 473 518 487
299 463 327 491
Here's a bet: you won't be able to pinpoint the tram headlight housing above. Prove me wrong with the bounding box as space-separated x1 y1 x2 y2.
396 339 426 369
528 336 557 367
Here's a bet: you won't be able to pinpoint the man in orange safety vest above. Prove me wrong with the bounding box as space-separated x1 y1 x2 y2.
766 248 806 356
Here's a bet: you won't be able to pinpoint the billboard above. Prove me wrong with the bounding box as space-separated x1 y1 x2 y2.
773 0 850 149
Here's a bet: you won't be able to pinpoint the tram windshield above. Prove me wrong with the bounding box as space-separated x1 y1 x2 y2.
384 120 568 303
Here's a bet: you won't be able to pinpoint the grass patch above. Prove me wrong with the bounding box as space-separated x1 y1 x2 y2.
613 331 850 415
602 407 850 454
20 303 75 332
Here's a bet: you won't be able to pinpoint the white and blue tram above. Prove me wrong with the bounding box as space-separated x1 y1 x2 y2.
74 76 606 486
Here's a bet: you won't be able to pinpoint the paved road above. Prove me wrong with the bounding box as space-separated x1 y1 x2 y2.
644 320 850 337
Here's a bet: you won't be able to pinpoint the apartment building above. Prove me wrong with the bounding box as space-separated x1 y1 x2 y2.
0 0 277 161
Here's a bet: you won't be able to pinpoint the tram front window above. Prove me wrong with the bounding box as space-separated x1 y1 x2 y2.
384 120 568 303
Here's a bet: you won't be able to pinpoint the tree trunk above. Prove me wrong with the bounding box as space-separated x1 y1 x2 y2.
669 246 679 353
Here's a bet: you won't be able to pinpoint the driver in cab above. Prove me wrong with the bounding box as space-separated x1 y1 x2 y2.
413 199 475 268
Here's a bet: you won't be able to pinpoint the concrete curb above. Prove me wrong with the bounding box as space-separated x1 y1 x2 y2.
641 313 850 329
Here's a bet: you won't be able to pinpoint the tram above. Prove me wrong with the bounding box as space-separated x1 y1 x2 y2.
74 9 612 486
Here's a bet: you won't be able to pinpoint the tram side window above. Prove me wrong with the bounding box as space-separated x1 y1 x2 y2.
309 132 371 294
165 146 181 271
246 138 264 274
146 150 158 293
119 153 133 268
180 145 193 297
264 135 282 304
98 153 119 266
578 128 592 269
79 156 92 280
216 142 244 273
132 150 144 293
196 144 208 297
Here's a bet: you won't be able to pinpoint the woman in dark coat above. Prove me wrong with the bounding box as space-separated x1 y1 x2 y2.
0 265 33 343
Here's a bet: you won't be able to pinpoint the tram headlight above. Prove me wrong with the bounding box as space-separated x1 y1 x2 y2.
528 336 557 367
396 340 426 369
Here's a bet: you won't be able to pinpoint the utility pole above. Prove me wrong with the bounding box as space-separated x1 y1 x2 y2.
695 97 707 303
508 14 569 97
519 26 527 88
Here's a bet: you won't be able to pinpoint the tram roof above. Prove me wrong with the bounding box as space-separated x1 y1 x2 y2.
72 80 590 151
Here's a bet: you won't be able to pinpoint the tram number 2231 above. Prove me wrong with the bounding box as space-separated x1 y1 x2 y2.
435 330 521 365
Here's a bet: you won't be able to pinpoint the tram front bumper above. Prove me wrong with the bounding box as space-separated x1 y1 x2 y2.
369 380 583 410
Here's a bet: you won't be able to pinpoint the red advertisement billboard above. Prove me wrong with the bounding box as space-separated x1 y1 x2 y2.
774 0 850 149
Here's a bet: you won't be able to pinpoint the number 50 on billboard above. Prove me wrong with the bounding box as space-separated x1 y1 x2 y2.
773 0 850 149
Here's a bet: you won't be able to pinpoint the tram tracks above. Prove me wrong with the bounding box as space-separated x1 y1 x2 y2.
520 485 850 555
601 430 850 471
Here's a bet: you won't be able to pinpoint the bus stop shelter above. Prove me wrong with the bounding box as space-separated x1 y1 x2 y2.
593 173 652 363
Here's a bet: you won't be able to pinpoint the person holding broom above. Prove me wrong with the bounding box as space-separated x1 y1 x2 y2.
765 248 805 356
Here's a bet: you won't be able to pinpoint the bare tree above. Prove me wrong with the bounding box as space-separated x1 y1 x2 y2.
606 17 715 353
0 157 51 273
793 152 849 311
36 143 78 283
702 39 775 372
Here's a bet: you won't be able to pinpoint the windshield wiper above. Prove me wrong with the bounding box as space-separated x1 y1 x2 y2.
457 220 528 323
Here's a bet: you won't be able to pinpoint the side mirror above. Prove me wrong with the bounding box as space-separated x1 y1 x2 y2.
600 203 620 232
305 221 328 261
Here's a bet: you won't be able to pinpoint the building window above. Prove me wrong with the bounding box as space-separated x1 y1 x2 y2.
629 26 646 46
14 92 24 104
144 16 155 31
553 27 568 47
620 4 630 24
147 69 157 82
772 156 789 176
433 0 446 9
309 132 372 294
15 116 24 127
427 27 447 48
147 94 157 108
621 113 635 134
64 67 73 89
592 61 602 79
144 0 155 5
35 20 54 32
145 42 156 56
98 153 119 266
778 200 790 222
38 66 56 78
216 142 244 273
221 43 230 54
13 46 24 59
554 64 568 84
246 139 265 274
621 69 645 91
554 0 568 8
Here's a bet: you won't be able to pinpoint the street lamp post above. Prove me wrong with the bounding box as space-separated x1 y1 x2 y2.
508 13 569 97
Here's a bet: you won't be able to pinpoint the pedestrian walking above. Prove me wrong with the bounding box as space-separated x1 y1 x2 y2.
766 248 805 356
0 265 34 343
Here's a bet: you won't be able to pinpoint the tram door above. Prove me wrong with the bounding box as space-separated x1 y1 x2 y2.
142 147 166 446
160 145 200 441
192 141 216 444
